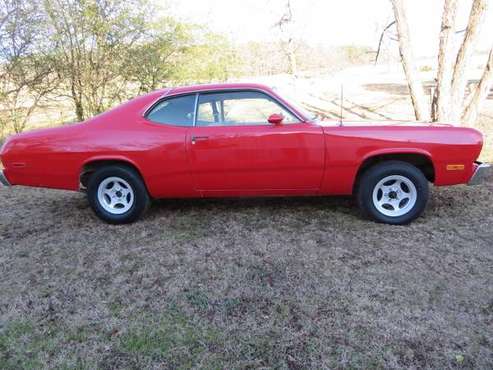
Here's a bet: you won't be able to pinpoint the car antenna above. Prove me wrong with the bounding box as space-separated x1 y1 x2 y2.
339 84 344 126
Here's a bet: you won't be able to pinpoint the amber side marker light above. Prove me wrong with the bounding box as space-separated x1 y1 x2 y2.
446 164 465 171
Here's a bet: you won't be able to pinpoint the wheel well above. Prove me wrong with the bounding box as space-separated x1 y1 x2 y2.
353 153 435 193
79 160 144 190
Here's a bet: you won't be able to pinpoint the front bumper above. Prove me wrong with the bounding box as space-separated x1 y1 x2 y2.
0 170 10 186
468 162 493 186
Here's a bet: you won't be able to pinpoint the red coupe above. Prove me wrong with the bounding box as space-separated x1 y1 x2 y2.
0 83 490 224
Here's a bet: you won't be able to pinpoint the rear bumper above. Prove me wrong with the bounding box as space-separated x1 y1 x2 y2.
0 170 10 186
468 162 492 186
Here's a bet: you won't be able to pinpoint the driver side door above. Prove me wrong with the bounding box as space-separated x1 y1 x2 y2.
188 90 325 195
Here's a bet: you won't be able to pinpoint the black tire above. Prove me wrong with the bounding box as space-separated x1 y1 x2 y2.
356 160 429 225
87 165 150 224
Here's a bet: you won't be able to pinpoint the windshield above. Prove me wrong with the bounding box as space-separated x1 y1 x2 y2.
272 88 318 121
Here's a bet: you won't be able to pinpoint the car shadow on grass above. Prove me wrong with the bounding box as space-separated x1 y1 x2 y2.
149 195 359 218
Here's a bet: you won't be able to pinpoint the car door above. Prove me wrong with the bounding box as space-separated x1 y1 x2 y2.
188 90 325 194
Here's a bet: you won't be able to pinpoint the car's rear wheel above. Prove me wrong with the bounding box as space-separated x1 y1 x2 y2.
87 165 150 224
356 161 429 225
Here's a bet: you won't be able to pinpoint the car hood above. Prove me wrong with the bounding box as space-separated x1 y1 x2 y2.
316 119 454 127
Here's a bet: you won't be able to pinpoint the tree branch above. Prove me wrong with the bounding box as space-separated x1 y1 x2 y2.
374 21 396 65
462 47 493 125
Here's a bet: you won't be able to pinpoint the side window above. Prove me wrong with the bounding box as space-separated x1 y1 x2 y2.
197 102 215 124
146 94 196 126
196 91 300 126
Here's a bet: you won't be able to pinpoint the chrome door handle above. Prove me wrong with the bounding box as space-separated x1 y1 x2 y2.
191 136 209 144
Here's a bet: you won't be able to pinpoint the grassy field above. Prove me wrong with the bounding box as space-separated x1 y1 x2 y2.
1 182 492 369
1 65 493 368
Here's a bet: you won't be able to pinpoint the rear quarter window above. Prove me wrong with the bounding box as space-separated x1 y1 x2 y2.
146 94 196 126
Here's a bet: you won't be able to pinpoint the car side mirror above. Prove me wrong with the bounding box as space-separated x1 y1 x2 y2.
268 113 284 125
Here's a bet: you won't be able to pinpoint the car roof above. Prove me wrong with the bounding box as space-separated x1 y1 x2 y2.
156 82 309 121
167 82 273 95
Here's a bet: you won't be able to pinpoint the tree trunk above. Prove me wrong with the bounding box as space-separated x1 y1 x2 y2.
71 80 84 121
462 47 493 125
277 0 297 76
74 100 84 122
432 0 459 122
391 0 430 121
286 38 297 75
450 0 488 122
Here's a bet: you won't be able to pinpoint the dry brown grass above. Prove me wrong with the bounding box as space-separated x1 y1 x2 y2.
1 64 493 368
1 182 492 369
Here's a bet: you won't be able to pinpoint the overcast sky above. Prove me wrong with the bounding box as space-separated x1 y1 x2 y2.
165 0 493 57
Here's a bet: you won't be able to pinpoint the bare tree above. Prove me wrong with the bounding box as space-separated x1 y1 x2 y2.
391 0 492 126
450 0 489 122
275 0 298 75
390 0 430 121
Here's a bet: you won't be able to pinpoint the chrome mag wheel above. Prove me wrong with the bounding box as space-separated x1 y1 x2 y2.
372 175 417 217
97 176 135 215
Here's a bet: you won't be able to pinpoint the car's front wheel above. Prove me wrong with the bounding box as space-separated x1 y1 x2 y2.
87 165 150 224
356 161 429 225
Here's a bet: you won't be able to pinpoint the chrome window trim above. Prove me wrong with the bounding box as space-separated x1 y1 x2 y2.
144 88 306 124
194 89 304 126
193 93 199 127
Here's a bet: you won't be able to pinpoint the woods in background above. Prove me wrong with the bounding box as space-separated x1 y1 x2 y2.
2 0 491 139
0 0 370 139
0 0 237 136
391 0 493 126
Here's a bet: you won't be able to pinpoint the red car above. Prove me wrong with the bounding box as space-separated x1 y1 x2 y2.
0 83 490 224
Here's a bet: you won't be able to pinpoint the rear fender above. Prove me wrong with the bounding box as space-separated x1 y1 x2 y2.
79 155 148 191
